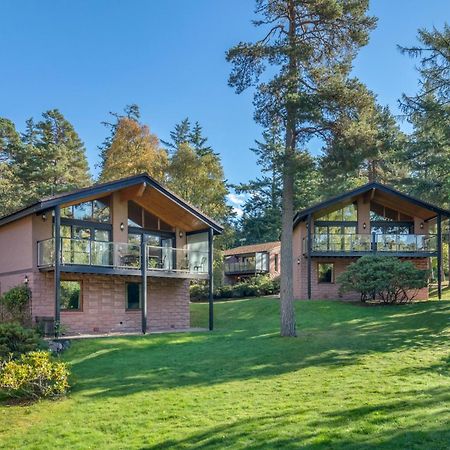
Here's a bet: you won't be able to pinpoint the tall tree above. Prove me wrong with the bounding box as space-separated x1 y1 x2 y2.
0 110 91 216
398 24 450 206
236 126 319 244
99 117 168 183
320 91 407 196
160 118 191 152
227 0 376 336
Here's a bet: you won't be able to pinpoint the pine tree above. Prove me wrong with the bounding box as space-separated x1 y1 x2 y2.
227 0 376 336
160 118 191 152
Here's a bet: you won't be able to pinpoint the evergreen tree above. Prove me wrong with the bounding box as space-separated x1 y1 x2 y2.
320 92 407 196
398 24 450 206
227 0 376 336
236 127 319 244
160 118 191 152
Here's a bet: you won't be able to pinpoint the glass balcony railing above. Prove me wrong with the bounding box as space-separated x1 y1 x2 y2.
302 234 437 254
37 238 209 275
224 260 269 274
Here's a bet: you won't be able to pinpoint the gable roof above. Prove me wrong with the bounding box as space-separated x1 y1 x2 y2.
293 182 450 228
0 173 223 234
224 241 280 257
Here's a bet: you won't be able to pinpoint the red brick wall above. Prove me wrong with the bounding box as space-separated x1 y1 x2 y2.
30 272 190 334
294 254 429 301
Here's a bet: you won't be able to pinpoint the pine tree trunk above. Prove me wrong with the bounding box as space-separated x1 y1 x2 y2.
279 0 297 337
280 130 296 337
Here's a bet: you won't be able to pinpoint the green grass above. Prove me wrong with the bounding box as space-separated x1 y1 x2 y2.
1 299 449 449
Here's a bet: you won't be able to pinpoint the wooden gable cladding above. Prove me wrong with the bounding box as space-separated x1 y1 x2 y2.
119 185 208 232
371 190 435 220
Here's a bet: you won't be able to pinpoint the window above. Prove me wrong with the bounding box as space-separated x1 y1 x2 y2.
61 281 82 310
128 201 173 231
318 263 334 283
317 204 357 221
62 198 111 223
126 283 141 310
274 254 279 272
370 201 413 222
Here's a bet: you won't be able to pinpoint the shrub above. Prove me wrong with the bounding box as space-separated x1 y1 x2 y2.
190 275 280 301
337 255 429 303
0 323 42 359
0 351 70 400
0 285 31 325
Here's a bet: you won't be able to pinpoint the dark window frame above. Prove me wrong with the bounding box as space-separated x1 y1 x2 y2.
126 282 142 311
60 280 83 311
317 263 334 284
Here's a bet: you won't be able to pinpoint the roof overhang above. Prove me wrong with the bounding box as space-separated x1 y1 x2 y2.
0 173 223 234
293 182 450 228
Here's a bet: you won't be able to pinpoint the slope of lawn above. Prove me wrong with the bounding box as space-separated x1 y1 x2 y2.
1 298 449 449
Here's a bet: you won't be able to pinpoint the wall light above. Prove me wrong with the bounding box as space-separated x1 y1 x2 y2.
420 222 424 230
24 275 29 286
120 222 124 231
297 257 301 265
42 213 47 222
363 222 367 230
179 231 184 239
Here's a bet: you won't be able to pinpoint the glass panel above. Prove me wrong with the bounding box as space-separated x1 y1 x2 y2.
94 229 110 242
61 206 73 219
61 281 81 310
145 233 161 246
128 201 143 228
318 204 357 221
93 199 111 223
73 227 90 240
126 283 141 310
318 263 333 283
73 202 93 221
61 225 71 238
385 207 398 221
128 233 141 246
160 218 173 232
91 241 112 266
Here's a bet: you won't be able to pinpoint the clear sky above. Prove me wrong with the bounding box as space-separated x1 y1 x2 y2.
0 1 449 202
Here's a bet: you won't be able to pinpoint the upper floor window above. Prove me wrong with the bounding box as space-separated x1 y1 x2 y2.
370 201 413 222
62 198 111 223
127 201 173 232
317 204 357 222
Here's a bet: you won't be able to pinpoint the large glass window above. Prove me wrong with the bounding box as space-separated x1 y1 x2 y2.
126 283 141 310
61 281 82 310
318 263 334 283
370 201 413 222
128 201 173 231
318 204 357 222
62 197 111 223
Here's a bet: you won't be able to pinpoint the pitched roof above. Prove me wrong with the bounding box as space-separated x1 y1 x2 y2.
293 181 450 228
0 173 223 234
224 241 280 256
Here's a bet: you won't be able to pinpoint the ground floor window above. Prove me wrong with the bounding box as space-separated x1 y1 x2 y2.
61 280 82 310
126 282 141 310
318 263 334 283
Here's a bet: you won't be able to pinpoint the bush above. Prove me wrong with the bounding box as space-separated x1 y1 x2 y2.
190 275 280 301
0 285 31 325
0 351 70 400
0 323 42 359
337 255 429 303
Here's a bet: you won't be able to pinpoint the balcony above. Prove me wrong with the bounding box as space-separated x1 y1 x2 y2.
37 238 209 279
302 234 437 257
224 260 269 275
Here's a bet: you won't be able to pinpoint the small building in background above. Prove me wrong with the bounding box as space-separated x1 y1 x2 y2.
223 241 281 285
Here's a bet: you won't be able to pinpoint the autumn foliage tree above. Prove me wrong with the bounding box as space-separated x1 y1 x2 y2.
100 117 168 183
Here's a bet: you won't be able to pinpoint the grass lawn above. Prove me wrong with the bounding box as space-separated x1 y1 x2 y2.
1 298 449 449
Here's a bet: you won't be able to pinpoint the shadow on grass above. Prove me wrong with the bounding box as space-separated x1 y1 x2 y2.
140 386 450 449
63 299 450 401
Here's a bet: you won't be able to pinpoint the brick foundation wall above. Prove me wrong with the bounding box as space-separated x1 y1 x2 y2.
30 272 190 334
294 255 429 301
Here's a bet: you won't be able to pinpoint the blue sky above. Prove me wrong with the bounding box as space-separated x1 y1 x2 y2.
0 0 449 213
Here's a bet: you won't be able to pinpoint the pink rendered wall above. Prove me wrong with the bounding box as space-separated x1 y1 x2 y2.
268 245 281 278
